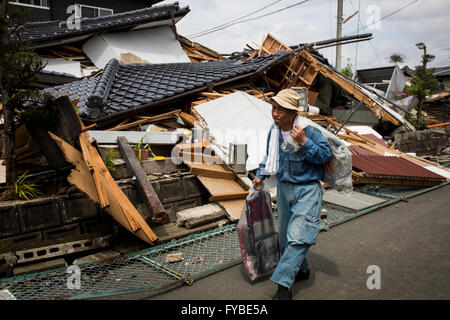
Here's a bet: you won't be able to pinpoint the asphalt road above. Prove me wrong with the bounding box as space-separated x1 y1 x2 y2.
109 183 450 300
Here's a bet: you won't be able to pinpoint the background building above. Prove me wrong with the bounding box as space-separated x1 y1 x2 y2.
9 0 163 22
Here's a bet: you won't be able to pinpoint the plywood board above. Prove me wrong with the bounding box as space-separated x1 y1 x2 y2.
187 162 235 179
197 176 248 194
219 199 245 221
197 176 248 202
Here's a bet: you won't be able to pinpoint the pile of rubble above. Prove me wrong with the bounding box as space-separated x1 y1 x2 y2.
1 2 449 279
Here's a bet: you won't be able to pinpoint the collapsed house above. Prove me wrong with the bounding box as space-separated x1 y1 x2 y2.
1 3 449 280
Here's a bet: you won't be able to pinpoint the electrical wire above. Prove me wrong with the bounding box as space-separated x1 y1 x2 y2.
190 0 313 39
348 0 382 66
355 0 420 32
187 0 285 38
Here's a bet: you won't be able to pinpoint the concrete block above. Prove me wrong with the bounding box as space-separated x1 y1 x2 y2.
163 203 176 223
182 175 207 199
81 218 117 237
0 205 21 238
18 198 62 232
60 194 98 223
120 185 141 205
72 250 121 265
13 258 67 276
42 223 83 241
157 177 184 203
174 197 202 213
394 128 449 156
176 203 226 229
0 252 17 279
112 158 179 179
15 235 114 264
0 232 43 252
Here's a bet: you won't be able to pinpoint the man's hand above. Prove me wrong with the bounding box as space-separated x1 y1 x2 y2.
252 177 263 190
291 125 307 145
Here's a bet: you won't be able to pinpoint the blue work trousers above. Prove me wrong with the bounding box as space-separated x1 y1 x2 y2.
270 180 323 288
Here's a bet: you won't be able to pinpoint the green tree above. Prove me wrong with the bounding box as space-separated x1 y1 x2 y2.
341 59 353 78
389 53 405 65
406 42 439 126
0 1 46 186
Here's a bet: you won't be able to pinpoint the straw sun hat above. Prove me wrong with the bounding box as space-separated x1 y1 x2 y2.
271 89 301 112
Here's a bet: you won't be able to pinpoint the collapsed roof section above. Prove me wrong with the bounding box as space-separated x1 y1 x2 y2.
251 33 415 131
44 51 293 125
15 2 190 49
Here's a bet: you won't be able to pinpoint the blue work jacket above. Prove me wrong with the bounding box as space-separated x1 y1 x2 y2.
256 124 332 183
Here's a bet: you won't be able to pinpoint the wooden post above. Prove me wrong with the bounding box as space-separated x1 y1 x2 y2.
117 136 165 222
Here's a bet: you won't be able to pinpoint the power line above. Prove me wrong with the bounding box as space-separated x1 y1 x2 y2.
347 0 382 66
190 0 313 39
187 0 285 38
357 0 420 32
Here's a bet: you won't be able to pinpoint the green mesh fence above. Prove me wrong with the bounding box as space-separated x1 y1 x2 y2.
0 182 447 300
0 224 241 300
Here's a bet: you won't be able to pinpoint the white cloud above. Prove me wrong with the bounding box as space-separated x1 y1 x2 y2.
166 0 450 69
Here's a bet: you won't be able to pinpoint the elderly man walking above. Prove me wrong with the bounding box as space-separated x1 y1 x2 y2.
253 89 332 300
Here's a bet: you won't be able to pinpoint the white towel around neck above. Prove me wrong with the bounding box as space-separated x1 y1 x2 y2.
264 115 304 175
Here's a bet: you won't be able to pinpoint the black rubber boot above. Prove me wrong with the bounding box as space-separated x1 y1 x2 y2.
295 269 310 282
272 285 292 300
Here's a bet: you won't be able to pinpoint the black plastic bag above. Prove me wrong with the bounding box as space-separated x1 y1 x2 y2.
237 184 279 281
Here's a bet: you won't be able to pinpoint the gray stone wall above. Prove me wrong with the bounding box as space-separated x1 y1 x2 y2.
0 173 208 254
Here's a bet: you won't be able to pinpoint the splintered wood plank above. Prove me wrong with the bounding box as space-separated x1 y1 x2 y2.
79 131 109 209
87 137 158 242
49 132 99 203
50 132 158 244
187 163 235 180
209 192 249 202
219 199 246 221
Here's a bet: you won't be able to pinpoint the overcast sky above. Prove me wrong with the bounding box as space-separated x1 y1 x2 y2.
162 0 449 71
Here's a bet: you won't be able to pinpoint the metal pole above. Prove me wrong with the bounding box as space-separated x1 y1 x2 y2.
335 101 363 135
335 0 344 71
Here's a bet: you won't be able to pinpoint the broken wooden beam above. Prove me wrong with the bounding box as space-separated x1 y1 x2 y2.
117 136 165 222
209 191 249 202
50 132 158 244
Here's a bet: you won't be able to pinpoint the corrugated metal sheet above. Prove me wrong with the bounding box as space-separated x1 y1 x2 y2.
352 154 446 180
360 134 389 147
348 145 377 156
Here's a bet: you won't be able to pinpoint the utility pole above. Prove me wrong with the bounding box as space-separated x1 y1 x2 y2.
335 0 343 71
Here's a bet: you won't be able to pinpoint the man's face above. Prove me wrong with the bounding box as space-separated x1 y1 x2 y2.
271 102 296 128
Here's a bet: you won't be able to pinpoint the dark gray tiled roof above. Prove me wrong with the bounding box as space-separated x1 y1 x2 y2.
355 66 396 84
15 2 189 47
44 51 292 123
433 67 450 77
